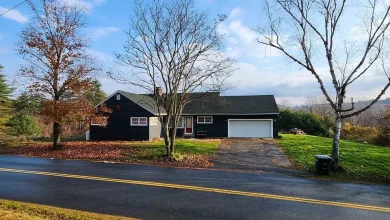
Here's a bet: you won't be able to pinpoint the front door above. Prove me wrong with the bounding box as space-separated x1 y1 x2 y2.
185 117 193 134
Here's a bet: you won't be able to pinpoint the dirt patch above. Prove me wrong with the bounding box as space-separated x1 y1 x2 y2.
213 138 297 172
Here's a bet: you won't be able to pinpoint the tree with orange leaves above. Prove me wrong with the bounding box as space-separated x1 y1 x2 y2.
17 0 110 149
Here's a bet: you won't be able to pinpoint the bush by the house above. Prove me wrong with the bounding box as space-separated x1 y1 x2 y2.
341 122 380 144
5 114 40 137
278 109 334 137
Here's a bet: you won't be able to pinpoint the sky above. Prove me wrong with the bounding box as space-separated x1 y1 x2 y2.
0 0 389 105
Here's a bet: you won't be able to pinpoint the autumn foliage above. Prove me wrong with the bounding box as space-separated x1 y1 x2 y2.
2 141 214 168
17 0 109 149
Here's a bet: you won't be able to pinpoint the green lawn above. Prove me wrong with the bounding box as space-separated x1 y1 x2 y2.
126 139 219 158
278 134 390 183
1 138 220 167
0 199 136 220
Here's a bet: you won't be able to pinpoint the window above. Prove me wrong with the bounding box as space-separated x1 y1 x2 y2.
131 117 147 126
169 117 184 128
197 116 212 124
178 117 184 128
116 94 121 100
91 117 105 126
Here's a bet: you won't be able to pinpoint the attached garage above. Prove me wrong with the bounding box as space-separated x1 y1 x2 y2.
228 119 273 138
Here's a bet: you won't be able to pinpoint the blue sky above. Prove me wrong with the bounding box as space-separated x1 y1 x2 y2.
0 0 389 105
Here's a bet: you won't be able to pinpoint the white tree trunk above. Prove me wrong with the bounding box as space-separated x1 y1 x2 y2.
331 116 342 169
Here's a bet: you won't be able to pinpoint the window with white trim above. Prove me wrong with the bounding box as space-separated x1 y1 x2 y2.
197 116 213 124
116 94 121 100
91 117 102 126
169 117 184 128
178 117 184 128
130 117 147 126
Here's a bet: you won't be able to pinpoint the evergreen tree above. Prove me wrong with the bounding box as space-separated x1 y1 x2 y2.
85 80 106 106
13 92 41 115
6 114 40 136
0 65 14 129
0 65 13 104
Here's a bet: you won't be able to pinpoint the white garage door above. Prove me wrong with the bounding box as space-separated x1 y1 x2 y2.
228 120 272 138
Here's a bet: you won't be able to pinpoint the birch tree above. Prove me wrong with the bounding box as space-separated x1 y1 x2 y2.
112 0 233 158
257 0 390 168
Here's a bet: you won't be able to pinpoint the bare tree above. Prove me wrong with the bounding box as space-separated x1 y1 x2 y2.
257 0 390 168
17 0 109 149
305 95 333 117
305 95 318 113
111 0 233 158
278 98 292 109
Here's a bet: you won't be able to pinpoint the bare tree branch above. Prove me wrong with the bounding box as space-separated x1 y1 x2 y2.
111 0 234 157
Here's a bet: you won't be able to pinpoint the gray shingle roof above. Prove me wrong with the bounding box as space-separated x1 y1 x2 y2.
118 91 278 115
119 91 167 114
182 94 279 115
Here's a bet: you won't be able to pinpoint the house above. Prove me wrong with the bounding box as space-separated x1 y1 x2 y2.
89 90 279 141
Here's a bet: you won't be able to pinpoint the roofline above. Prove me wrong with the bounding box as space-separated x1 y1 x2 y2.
96 91 278 116
180 113 279 115
94 90 120 108
95 90 161 116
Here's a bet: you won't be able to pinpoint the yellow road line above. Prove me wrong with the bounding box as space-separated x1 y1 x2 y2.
0 167 389 213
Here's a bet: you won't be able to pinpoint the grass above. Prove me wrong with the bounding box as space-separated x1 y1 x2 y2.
278 134 390 183
127 139 219 157
1 138 220 168
0 199 136 220
32 134 86 142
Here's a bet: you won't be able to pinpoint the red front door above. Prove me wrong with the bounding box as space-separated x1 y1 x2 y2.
185 117 193 134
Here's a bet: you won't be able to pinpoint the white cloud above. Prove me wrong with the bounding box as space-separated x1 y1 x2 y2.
60 0 105 11
91 26 119 39
228 62 322 89
0 7 28 23
86 49 113 62
229 8 241 19
218 9 280 60
223 60 390 105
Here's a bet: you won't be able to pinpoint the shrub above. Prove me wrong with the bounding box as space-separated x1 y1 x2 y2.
341 122 380 144
5 114 40 137
278 109 334 137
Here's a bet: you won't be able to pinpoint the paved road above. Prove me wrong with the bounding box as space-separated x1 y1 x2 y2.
0 155 389 220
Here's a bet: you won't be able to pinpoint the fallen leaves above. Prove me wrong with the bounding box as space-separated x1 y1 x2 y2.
2 141 215 168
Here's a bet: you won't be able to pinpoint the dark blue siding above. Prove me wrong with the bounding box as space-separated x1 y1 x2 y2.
90 93 154 141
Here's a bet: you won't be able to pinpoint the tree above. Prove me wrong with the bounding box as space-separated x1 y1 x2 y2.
6 114 40 137
13 92 41 115
304 95 333 117
84 79 106 106
17 0 109 149
257 0 390 168
0 65 14 129
112 0 233 158
278 99 292 109
278 109 333 136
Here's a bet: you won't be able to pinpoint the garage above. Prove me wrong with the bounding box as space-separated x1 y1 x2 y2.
228 119 273 138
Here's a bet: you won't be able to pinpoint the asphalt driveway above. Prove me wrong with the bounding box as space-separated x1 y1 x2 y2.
213 138 298 173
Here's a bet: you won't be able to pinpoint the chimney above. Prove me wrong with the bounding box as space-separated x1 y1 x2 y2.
155 87 162 96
